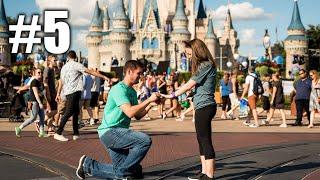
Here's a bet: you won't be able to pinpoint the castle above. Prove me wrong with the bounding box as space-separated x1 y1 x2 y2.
87 0 240 72
0 0 11 66
284 0 308 78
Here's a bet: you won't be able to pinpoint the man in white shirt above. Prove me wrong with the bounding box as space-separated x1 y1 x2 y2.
241 66 259 127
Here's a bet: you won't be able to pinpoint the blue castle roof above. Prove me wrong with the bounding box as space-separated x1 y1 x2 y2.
288 0 305 31
205 18 216 39
140 0 161 28
285 34 307 41
91 1 103 27
113 0 129 20
197 0 207 19
173 0 188 20
0 0 8 27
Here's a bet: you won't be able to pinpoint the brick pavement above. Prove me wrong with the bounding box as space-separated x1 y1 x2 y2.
0 107 319 178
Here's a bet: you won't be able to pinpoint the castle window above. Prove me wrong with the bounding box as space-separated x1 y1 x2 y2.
142 37 150 49
150 38 159 49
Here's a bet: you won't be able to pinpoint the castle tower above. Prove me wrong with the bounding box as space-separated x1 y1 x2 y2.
0 0 10 65
86 0 103 69
185 0 196 39
220 9 239 55
284 0 308 78
204 17 218 66
195 0 207 41
103 6 110 32
170 0 191 70
109 0 131 67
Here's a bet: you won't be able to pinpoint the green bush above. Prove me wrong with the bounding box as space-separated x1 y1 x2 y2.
177 72 192 84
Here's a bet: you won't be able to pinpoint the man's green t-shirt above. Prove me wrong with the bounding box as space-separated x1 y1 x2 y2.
97 81 138 137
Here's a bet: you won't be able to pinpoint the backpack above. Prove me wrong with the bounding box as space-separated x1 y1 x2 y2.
250 75 264 95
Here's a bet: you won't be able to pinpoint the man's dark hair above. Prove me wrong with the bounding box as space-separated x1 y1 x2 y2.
248 66 255 73
67 50 77 59
123 60 143 74
299 69 306 73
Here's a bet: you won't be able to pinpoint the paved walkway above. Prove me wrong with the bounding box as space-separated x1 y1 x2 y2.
0 107 319 179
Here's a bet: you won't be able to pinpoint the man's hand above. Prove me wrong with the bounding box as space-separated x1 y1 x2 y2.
149 93 160 102
39 103 44 109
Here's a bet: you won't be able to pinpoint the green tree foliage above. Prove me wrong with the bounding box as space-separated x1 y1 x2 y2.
307 24 320 49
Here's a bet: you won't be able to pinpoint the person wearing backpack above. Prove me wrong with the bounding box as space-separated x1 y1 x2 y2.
240 66 261 128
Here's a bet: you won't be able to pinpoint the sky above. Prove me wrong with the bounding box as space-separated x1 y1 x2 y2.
3 0 320 58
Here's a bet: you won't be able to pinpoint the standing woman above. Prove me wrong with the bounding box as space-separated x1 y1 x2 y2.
161 39 217 180
15 68 48 137
308 70 320 128
265 72 287 127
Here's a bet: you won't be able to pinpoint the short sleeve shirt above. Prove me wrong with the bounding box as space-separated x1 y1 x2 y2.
262 81 270 97
294 78 312 100
43 67 56 99
191 62 216 110
245 73 257 97
29 79 45 103
98 81 138 137
60 61 86 95
220 79 232 96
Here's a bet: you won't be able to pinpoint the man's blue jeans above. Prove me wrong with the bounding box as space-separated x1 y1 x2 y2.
83 128 152 179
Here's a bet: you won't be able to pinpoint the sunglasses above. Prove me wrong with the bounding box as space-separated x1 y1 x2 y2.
299 72 305 75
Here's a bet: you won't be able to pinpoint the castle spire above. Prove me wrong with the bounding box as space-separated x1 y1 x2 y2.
197 0 207 19
174 0 187 20
226 8 234 30
90 1 102 27
205 18 216 39
0 0 8 27
288 0 305 30
113 0 129 20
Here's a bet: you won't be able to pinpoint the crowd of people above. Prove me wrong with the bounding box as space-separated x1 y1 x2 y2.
6 38 319 180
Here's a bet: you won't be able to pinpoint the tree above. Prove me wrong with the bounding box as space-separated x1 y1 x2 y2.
307 24 320 49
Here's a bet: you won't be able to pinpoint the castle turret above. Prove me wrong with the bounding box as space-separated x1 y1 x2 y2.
103 6 110 32
195 0 207 40
170 0 191 71
284 0 308 78
109 0 131 69
0 0 10 65
204 18 218 66
87 0 103 69
219 7 239 70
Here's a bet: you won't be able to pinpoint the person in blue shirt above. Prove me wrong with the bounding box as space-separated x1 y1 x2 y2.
220 73 232 119
293 69 312 126
161 39 217 180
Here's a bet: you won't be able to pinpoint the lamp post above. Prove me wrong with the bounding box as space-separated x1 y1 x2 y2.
263 29 271 61
174 43 179 71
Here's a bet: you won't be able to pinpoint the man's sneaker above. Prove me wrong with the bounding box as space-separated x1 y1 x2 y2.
188 172 205 180
54 134 69 141
73 135 80 141
38 131 48 138
15 127 21 137
249 124 259 128
132 164 143 179
89 118 95 126
261 119 269 125
279 123 288 128
200 174 215 180
243 121 250 126
76 155 86 179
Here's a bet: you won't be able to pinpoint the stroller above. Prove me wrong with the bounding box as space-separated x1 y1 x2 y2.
8 90 25 122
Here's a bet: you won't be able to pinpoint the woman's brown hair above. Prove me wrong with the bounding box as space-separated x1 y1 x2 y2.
184 39 216 74
310 70 319 81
